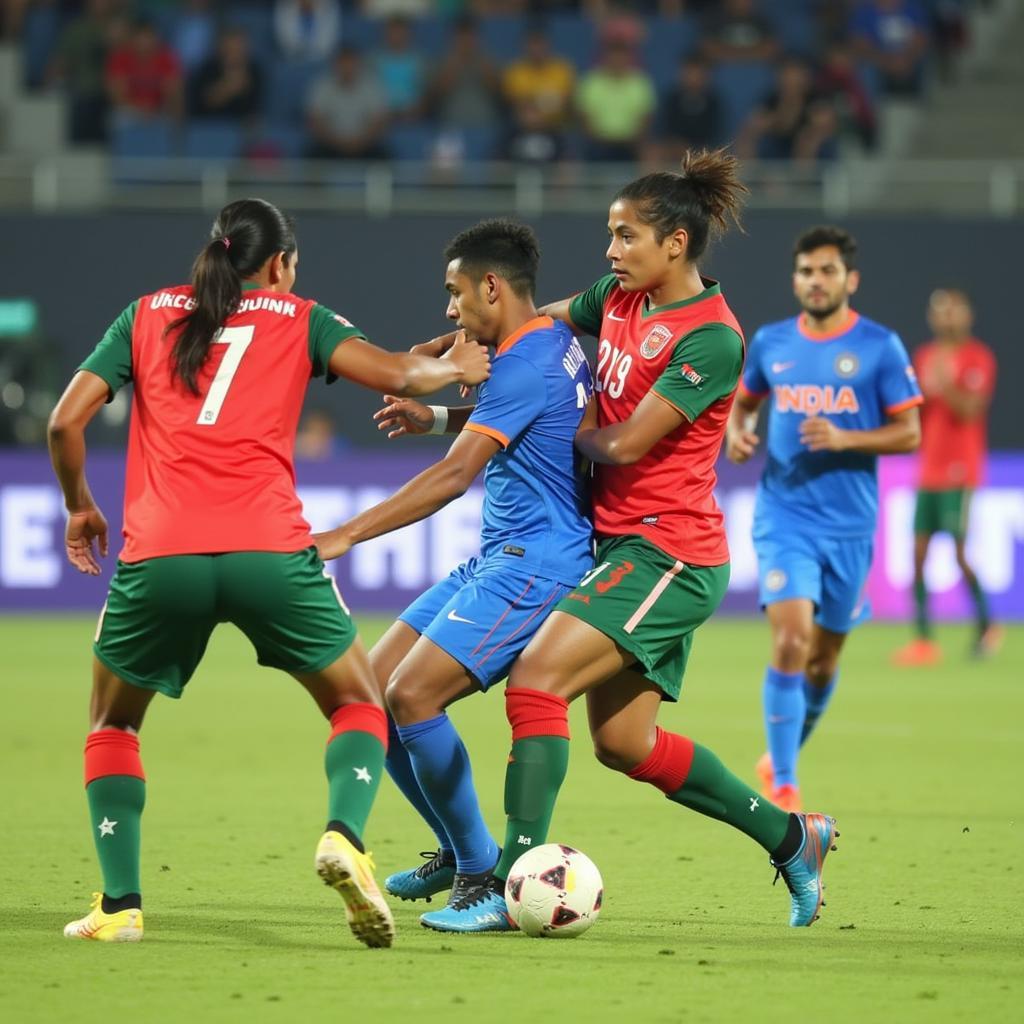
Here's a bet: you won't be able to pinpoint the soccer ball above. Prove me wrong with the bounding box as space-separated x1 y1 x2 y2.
504 844 603 938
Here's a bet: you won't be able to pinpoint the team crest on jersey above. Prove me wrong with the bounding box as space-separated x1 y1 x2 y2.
765 569 787 592
681 363 704 387
333 314 354 327
834 353 859 378
640 324 673 359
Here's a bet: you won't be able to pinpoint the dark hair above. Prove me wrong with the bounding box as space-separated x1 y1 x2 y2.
166 197 296 394
614 148 748 261
444 218 541 299
793 225 857 270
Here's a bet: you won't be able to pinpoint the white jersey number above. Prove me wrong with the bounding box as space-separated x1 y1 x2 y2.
596 339 633 399
195 324 255 426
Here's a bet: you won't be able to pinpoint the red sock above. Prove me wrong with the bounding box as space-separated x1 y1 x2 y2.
328 703 388 749
627 728 694 795
505 688 570 741
84 728 145 786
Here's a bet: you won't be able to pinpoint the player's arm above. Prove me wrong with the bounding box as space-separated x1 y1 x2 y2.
575 389 686 465
374 396 475 439
314 430 499 559
725 386 765 464
800 405 921 454
47 370 111 576
933 362 992 421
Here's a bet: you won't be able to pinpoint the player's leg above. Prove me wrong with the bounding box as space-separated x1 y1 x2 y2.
801 626 847 745
893 490 941 664
949 492 1001 657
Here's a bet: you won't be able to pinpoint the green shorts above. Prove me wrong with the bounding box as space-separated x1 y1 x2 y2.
93 547 357 699
556 535 729 701
913 488 972 538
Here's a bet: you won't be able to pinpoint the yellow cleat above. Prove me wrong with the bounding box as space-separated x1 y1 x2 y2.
315 831 394 949
64 893 143 942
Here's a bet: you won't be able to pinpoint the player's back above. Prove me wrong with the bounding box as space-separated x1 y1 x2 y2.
123 284 324 560
745 310 921 536
466 317 594 587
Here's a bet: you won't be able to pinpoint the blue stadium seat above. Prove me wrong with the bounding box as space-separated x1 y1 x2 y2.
642 15 701 90
712 62 776 141
110 116 175 159
548 13 598 71
266 59 328 126
21 4 63 89
252 123 307 160
223 4 276 66
183 121 245 160
765 0 818 57
387 122 434 162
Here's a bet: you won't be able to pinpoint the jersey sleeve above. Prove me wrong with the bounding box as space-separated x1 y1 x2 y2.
465 353 547 449
878 331 924 414
652 323 745 422
308 303 367 383
740 327 770 398
567 274 618 337
79 300 137 401
961 346 996 399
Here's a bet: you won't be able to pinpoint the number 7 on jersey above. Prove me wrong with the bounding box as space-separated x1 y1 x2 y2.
196 324 254 426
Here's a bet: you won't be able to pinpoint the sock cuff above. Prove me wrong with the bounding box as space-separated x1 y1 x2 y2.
505 688 570 741
765 666 804 690
627 728 694 794
395 713 448 744
84 728 145 786
328 703 388 749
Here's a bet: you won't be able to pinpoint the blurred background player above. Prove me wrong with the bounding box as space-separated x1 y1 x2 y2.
726 226 922 812
50 197 490 948
892 288 1000 665
315 219 593 934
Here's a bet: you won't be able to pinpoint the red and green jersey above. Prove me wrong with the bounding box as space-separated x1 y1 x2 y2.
914 337 996 490
569 274 744 566
79 283 363 562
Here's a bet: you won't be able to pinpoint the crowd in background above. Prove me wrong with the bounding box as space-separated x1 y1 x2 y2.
3 1 974 167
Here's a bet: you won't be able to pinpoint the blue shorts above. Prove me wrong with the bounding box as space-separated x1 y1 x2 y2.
752 524 873 635
398 557 573 689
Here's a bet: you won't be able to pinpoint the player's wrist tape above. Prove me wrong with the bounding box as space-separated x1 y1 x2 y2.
427 406 448 434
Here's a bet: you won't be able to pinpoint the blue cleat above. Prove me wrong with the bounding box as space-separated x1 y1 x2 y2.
385 849 456 902
770 812 839 927
420 873 517 934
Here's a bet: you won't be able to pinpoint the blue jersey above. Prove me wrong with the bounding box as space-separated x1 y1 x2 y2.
464 316 594 585
742 310 922 537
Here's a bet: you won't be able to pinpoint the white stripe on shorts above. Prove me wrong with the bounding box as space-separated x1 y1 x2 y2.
623 560 685 635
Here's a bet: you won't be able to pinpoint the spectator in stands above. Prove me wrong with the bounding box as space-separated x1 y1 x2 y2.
576 34 656 163
275 0 341 64
426 17 502 160
49 0 120 144
817 41 878 150
171 0 217 75
363 1 432 14
505 99 566 165
306 46 389 160
106 19 182 124
656 55 722 161
701 0 780 64
372 16 426 121
188 27 264 124
850 0 930 96
502 21 575 135
736 57 838 163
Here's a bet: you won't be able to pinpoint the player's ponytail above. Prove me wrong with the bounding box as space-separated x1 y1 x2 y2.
615 147 748 262
166 197 297 394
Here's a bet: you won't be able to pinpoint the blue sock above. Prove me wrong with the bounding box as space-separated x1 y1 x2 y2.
763 667 805 788
397 714 498 874
385 716 452 854
800 672 838 745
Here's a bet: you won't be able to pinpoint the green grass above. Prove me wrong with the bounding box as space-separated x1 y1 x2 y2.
1 616 1020 1024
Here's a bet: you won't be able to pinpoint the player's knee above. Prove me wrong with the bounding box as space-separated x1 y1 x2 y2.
384 672 432 726
805 660 835 687
591 736 635 774
507 647 565 696
772 627 811 671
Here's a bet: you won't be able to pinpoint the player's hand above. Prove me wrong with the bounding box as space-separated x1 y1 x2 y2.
442 329 491 387
725 421 759 463
374 395 435 438
313 527 354 561
410 331 458 358
800 415 847 452
65 507 108 575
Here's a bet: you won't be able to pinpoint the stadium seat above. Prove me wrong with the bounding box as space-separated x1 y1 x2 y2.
712 61 776 141
110 116 175 159
183 121 245 160
21 4 62 89
642 15 701 91
387 122 434 162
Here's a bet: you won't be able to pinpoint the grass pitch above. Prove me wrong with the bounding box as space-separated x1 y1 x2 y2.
0 615 1020 1024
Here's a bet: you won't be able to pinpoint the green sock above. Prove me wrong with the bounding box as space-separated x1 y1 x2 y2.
494 736 569 880
965 573 991 633
86 776 145 899
325 730 385 840
913 577 931 639
667 743 789 853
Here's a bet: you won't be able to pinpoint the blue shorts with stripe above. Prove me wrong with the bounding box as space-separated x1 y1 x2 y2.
398 556 573 689
753 521 873 635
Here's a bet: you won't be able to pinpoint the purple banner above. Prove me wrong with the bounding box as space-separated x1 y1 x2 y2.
1 451 1022 619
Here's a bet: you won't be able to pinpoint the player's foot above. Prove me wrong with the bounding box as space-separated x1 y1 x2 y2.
770 812 838 927
769 783 802 813
63 892 143 942
972 624 1004 660
385 849 456 902
891 638 942 666
420 873 516 934
315 830 394 949
756 751 774 795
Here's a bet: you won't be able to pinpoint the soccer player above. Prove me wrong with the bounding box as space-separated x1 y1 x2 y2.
892 288 1000 664
725 225 923 813
416 150 838 932
314 219 594 933
48 197 490 947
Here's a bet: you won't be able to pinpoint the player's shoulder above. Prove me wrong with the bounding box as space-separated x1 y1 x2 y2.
850 311 901 345
751 316 800 345
506 316 575 358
